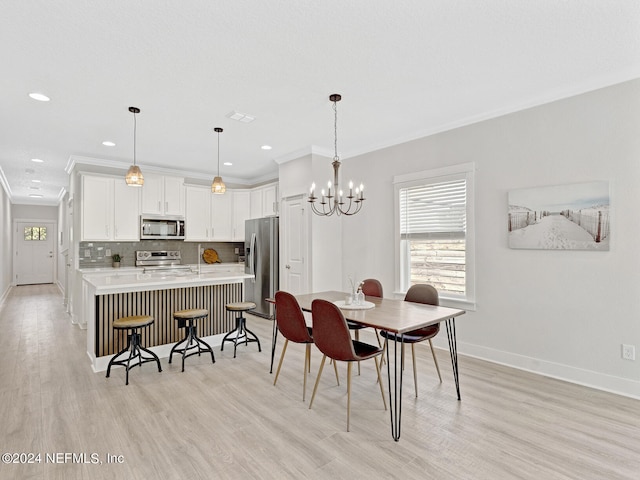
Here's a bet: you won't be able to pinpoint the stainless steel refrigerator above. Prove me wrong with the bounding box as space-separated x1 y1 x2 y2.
245 216 279 318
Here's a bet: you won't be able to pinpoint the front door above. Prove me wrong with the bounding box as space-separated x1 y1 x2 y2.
280 195 309 294
15 221 55 285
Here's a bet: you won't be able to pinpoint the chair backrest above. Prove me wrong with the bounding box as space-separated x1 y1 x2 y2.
275 291 313 344
361 278 383 298
404 284 440 336
404 284 439 306
311 299 357 362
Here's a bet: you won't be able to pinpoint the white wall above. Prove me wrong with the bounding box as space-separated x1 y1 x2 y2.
0 185 11 302
338 79 640 398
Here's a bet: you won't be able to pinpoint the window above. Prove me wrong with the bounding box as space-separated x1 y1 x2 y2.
395 163 475 308
24 226 48 241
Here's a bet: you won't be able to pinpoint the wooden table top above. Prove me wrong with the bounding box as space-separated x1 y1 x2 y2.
294 291 465 334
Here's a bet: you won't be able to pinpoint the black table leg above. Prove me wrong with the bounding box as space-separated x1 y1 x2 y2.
445 317 461 401
385 334 404 441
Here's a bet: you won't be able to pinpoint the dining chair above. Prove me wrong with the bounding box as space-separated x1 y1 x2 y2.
309 299 387 432
379 284 443 397
273 291 338 401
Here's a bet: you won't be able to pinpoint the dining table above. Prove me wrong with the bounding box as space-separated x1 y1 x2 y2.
293 290 466 441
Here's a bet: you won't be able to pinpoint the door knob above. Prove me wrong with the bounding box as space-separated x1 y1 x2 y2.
285 264 291 269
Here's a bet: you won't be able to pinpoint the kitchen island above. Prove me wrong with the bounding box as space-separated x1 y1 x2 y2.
82 268 254 372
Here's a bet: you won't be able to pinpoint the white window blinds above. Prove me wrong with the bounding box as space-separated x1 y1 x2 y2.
399 177 467 239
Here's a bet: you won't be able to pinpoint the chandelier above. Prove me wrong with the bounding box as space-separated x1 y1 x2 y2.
211 127 226 194
125 107 144 186
308 94 364 216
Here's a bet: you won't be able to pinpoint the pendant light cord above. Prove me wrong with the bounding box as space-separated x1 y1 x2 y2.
333 99 339 161
217 130 220 175
132 110 137 166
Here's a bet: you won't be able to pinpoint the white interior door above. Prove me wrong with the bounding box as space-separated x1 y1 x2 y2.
15 221 55 285
281 195 309 294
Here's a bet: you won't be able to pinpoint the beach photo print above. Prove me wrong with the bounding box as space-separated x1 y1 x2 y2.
507 181 610 250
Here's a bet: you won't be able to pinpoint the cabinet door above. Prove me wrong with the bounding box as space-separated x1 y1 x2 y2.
262 184 278 216
211 193 232 241
250 189 263 219
185 186 211 241
81 176 113 241
232 190 251 241
163 176 185 216
113 181 140 240
141 174 163 215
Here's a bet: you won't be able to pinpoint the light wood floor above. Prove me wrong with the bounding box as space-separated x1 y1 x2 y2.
1 284 639 480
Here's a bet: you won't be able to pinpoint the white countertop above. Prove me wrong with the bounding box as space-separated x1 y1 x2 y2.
82 269 253 295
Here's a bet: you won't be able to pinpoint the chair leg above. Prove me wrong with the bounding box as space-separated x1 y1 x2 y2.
374 356 387 410
309 355 327 410
273 339 289 386
428 338 443 383
354 330 361 375
333 358 340 386
347 362 352 432
303 344 310 401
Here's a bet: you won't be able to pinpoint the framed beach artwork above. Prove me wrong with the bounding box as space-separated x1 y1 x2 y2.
508 181 610 250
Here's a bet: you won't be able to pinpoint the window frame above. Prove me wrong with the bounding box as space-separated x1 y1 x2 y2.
394 162 476 310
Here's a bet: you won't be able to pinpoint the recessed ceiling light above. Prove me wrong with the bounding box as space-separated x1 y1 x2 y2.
102 141 116 147
261 145 272 150
25 168 35 174
31 158 44 163
29 93 50 102
29 186 40 190
223 162 233 166
31 179 41 183
29 194 44 198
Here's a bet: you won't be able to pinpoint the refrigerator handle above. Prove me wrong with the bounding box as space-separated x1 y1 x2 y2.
249 232 256 282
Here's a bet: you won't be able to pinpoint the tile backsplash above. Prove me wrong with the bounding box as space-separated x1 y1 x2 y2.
79 240 244 268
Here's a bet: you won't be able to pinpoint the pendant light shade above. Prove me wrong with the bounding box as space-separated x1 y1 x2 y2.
125 106 144 187
211 127 226 194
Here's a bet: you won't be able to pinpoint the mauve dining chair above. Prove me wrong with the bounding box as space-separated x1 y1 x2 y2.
379 284 443 397
309 299 387 432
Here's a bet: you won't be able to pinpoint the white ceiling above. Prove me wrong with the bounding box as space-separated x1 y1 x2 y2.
1 1 639 205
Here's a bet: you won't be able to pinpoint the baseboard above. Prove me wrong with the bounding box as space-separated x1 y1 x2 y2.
453 341 640 400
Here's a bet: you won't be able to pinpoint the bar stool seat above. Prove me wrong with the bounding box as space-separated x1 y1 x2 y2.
169 309 215 371
221 302 261 357
106 315 162 385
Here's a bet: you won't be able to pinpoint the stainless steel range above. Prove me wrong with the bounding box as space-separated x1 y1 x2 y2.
136 250 191 273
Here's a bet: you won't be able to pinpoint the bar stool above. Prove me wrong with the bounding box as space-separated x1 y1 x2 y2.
169 309 215 372
221 302 261 357
106 315 162 385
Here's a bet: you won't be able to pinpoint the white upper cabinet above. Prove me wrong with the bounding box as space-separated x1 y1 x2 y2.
184 185 211 241
211 192 232 241
232 190 251 241
185 186 246 242
81 175 140 241
141 174 185 216
249 183 278 219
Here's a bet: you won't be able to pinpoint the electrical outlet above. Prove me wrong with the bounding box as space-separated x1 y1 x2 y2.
234 248 239 254
622 344 636 361
84 249 91 257
105 248 111 257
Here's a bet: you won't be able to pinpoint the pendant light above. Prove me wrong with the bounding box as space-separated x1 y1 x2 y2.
125 106 144 187
308 94 364 216
211 127 226 194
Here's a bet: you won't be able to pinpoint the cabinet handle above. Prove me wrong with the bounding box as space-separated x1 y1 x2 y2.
158 201 161 212
106 225 109 237
165 201 168 212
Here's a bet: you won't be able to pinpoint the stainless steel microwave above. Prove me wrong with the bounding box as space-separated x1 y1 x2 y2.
140 216 185 240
